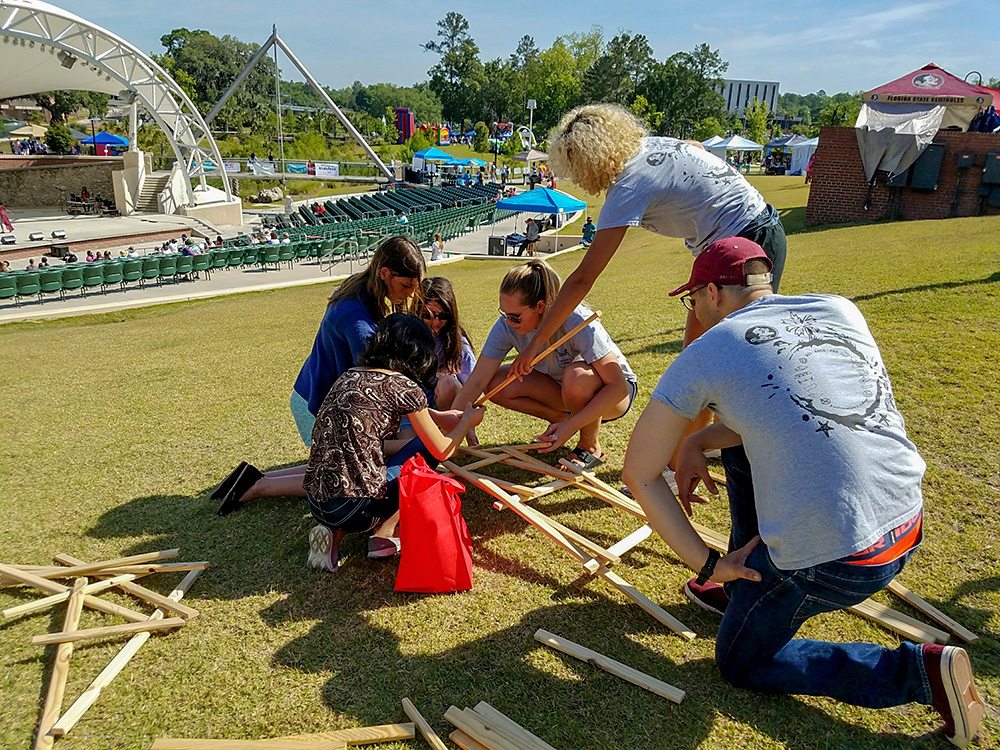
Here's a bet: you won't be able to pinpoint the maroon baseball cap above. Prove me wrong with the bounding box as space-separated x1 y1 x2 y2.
668 237 773 297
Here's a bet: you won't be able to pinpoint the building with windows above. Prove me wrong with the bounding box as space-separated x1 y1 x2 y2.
718 79 780 117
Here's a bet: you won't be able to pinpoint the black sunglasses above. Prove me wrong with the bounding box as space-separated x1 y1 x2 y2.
498 307 524 325
421 308 452 322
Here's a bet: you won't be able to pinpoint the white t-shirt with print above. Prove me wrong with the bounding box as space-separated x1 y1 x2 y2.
598 137 767 254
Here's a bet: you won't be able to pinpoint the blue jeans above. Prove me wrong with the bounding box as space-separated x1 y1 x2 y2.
717 446 930 708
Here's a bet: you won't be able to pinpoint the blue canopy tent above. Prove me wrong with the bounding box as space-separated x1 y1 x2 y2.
80 132 129 146
454 157 487 167
496 187 587 246
413 147 454 161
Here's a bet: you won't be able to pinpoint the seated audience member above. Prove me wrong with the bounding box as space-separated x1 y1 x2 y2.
103 251 112 260
127 247 138 258
0 260 10 273
39 257 49 268
26 259 37 271
214 235 224 247
85 251 95 262
517 219 540 257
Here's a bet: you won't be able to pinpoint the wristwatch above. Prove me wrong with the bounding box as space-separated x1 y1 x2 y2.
696 549 721 585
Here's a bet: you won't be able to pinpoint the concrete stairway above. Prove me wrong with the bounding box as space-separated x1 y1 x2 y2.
134 173 171 214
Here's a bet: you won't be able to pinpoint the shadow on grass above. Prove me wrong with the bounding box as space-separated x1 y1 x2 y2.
852 272 1000 303
262 596 925 749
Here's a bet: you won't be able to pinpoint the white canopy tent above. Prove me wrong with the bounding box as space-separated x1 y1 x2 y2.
789 137 819 175
702 135 725 148
709 135 764 161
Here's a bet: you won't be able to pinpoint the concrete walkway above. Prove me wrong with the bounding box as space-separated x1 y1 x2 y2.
0 212 584 324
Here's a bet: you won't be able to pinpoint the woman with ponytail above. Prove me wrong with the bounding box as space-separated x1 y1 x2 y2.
453 260 638 469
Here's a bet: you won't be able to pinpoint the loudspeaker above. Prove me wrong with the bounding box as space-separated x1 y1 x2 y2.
910 144 945 191
1 235 15 245
49 244 70 257
488 236 507 256
28 231 44 241
51 229 67 239
955 151 975 170
982 152 1000 184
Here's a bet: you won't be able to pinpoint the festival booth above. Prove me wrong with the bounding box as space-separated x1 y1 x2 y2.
789 136 819 175
709 135 764 169
410 147 454 184
494 186 586 254
855 63 994 180
764 134 807 174
80 131 129 156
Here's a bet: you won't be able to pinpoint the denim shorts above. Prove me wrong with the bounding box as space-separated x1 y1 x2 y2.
602 379 639 423
290 390 315 447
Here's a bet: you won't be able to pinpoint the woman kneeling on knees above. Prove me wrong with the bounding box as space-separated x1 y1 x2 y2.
304 313 484 571
453 260 638 469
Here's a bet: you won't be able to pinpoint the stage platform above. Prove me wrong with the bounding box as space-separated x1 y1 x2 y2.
0 209 238 261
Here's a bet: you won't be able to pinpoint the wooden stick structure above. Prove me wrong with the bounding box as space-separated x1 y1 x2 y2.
475 311 601 406
534 628 686 704
0 550 204 747
443 445 696 640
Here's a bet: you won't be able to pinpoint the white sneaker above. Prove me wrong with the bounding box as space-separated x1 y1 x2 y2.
307 524 339 572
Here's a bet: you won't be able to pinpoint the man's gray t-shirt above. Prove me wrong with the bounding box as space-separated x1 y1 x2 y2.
598 137 767 254
481 306 638 385
652 294 924 570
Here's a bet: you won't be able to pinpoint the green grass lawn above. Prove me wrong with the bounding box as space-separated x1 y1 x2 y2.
1 178 998 749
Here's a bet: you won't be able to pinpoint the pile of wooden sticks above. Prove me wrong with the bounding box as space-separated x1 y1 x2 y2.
0 549 206 749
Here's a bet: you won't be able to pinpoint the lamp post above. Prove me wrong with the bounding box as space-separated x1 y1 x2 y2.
526 99 536 147
89 117 98 156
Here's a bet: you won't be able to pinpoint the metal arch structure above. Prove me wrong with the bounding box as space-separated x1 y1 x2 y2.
0 0 231 205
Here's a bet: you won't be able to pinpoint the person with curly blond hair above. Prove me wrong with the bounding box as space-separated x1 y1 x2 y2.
510 103 787 541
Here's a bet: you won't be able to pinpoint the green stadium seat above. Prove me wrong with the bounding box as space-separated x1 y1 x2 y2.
38 268 64 301
60 266 84 296
81 263 106 294
0 274 17 304
121 259 143 288
158 255 178 282
141 256 161 286
15 271 42 304
102 260 124 291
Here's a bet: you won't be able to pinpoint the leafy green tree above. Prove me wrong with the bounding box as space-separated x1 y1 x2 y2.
422 12 484 122
44 122 75 153
582 32 653 105
817 92 862 126
743 97 770 144
630 95 662 132
472 121 490 152
640 43 727 136
531 39 582 132
31 91 83 123
694 116 725 141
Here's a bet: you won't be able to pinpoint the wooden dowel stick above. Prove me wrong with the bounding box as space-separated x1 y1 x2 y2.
31 617 187 646
476 311 601 406
50 571 202 738
45 549 180 578
54 554 200 620
402 698 449 750
3 574 136 620
449 730 490 750
534 629 685 704
600 570 696 640
444 707 520 750
20 561 209 579
886 581 978 644
0 563 147 623
34 577 87 750
471 703 558 750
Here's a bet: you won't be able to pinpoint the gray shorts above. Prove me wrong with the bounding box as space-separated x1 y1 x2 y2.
290 390 315 447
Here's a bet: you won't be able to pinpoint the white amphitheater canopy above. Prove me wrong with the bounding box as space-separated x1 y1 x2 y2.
0 0 231 204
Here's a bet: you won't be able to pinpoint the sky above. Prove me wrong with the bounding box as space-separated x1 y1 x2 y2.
50 0 1000 96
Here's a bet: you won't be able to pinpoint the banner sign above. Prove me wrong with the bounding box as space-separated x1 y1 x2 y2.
315 162 340 178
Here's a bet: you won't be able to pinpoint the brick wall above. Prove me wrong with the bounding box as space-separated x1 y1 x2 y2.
805 126 1000 226
0 156 120 207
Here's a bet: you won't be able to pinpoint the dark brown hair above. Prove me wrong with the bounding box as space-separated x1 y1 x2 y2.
421 277 475 375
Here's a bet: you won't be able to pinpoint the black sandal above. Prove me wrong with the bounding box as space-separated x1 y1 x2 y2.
217 464 264 516
561 447 604 471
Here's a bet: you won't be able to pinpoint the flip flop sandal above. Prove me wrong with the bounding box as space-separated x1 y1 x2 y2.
216 464 264 516
561 447 604 471
211 461 248 500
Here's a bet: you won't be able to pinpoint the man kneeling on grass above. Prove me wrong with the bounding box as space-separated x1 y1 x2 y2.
622 237 984 747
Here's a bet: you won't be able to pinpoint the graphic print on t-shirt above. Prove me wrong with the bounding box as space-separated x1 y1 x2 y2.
746 310 898 435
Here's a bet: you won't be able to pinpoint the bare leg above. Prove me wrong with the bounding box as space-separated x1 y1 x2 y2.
264 463 307 478
241 469 307 503
561 363 631 455
488 366 568 423
372 511 399 539
435 374 462 410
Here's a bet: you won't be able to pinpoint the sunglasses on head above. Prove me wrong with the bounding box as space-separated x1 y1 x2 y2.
421 308 452 322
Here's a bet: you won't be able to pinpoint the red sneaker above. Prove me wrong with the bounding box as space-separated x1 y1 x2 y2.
923 644 984 748
683 578 730 616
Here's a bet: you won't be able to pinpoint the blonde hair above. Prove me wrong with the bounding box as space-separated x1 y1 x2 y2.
548 103 649 195
500 260 561 310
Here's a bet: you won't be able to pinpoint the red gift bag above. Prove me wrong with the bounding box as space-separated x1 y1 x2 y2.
394 454 473 593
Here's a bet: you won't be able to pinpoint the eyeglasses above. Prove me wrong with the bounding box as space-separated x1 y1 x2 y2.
679 285 707 311
420 308 452 323
498 307 524 324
